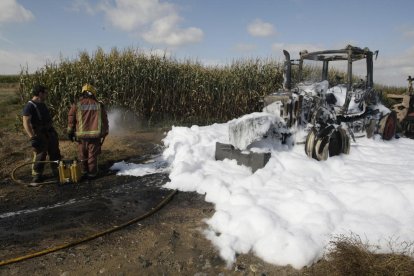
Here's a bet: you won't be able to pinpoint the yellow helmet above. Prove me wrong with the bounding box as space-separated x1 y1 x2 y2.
81 83 97 96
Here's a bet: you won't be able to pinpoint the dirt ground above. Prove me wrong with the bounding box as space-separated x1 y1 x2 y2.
0 128 305 276
2 84 414 275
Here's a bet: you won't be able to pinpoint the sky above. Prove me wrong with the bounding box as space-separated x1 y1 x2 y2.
111 111 414 269
1 0 414 87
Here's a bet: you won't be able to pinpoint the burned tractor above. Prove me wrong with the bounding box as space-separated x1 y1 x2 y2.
216 45 396 170
265 45 396 160
387 76 414 137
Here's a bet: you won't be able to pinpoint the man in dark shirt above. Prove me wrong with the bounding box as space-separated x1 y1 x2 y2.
22 84 61 184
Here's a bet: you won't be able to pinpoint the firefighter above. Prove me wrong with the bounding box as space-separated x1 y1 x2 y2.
67 84 109 179
22 84 61 184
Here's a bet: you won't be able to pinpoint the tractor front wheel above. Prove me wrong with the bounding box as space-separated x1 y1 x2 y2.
305 126 350 161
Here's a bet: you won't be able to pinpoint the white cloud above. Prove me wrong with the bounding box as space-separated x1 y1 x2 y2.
0 49 54 74
98 0 203 47
0 32 14 44
374 46 414 87
141 14 203 46
234 43 257 52
0 0 34 23
402 30 414 39
99 0 173 31
69 0 96 15
247 19 276 37
396 25 414 40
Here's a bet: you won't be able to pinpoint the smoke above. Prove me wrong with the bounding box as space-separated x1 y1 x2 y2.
108 107 143 135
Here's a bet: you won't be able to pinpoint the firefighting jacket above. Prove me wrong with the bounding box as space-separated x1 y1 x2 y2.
67 97 109 139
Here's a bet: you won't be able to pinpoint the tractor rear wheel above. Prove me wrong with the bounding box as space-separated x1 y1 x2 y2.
379 111 397 140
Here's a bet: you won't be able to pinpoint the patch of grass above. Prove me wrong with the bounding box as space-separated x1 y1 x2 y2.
0 84 22 131
0 75 19 84
304 234 414 276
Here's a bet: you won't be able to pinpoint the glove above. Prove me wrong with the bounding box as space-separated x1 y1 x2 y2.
68 131 75 142
30 136 42 148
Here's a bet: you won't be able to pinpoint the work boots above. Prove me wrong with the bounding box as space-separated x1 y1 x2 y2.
87 172 98 180
51 163 59 178
29 175 43 187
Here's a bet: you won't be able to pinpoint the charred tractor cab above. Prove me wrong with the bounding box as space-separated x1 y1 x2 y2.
264 45 396 161
215 45 396 171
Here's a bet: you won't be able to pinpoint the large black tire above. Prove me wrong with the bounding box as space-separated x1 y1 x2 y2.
306 126 350 161
339 127 350 154
314 134 331 161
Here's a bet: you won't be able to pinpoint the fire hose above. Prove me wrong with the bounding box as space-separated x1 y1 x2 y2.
0 189 178 267
11 160 59 186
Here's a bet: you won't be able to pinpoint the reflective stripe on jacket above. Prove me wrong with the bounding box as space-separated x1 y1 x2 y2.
67 97 109 139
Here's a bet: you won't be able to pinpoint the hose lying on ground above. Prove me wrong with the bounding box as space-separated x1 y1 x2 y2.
11 160 59 187
0 189 178 267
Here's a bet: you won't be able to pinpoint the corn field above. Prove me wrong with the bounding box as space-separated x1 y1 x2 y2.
18 47 403 129
18 47 284 128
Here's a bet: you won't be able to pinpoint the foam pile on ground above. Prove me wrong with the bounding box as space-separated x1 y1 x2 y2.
114 115 414 269
110 156 169 176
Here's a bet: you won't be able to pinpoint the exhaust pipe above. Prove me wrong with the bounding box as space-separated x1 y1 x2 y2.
283 50 292 91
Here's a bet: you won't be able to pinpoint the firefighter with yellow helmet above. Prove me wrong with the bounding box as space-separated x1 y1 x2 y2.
67 84 109 179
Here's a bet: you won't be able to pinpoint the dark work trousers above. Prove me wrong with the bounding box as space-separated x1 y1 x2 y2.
77 138 101 176
32 129 61 176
